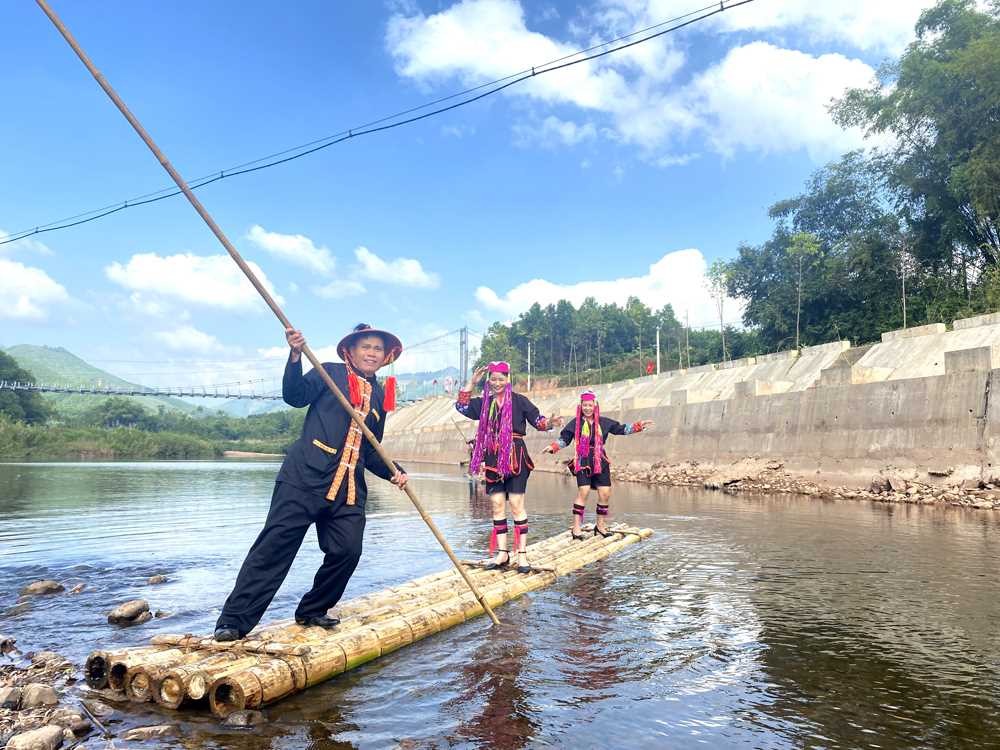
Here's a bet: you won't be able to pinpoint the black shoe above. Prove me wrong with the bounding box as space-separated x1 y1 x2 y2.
571 531 586 541
593 526 614 538
213 627 241 642
516 551 531 574
295 615 341 629
484 550 510 570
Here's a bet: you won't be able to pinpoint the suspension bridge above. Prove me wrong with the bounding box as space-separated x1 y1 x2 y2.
0 381 283 401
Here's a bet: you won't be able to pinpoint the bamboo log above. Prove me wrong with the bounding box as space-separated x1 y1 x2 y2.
157 654 259 708
88 527 652 717
108 648 185 691
207 527 652 716
85 646 165 689
150 634 310 656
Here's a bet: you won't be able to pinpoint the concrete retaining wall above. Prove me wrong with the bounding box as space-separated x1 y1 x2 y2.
385 317 1000 485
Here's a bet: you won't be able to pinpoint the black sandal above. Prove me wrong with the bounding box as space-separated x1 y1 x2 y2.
593 526 614 538
484 550 510 570
571 530 586 541
516 551 531 574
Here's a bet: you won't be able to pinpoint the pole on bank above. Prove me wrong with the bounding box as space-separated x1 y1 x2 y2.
35 0 501 626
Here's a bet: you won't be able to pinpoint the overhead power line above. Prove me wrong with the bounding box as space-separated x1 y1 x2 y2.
0 0 754 247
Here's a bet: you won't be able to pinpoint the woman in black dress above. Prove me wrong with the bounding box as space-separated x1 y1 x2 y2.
456 362 562 572
542 390 653 538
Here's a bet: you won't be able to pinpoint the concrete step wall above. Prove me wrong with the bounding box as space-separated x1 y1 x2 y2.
385 314 1000 484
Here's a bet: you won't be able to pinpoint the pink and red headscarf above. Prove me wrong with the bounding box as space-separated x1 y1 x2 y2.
574 389 605 475
469 362 514 476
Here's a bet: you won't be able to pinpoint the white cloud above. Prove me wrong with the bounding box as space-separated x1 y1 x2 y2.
0 259 69 320
258 343 342 373
689 42 879 160
601 0 936 54
126 292 178 318
387 0 633 111
246 225 336 275
0 229 52 257
154 325 225 353
708 0 936 55
105 252 284 311
654 152 699 167
514 115 597 147
313 279 367 299
441 123 476 138
355 247 440 289
386 0 892 161
475 248 741 328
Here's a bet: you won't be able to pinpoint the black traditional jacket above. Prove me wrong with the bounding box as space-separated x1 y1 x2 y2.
277 356 401 502
455 390 552 479
556 416 636 475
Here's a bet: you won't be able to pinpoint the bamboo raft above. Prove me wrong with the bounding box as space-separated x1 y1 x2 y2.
85 524 652 717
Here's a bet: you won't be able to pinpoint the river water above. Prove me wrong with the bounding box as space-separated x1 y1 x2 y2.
1 460 999 749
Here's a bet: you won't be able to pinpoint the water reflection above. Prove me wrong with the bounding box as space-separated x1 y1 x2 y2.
2 461 1000 749
447 617 537 750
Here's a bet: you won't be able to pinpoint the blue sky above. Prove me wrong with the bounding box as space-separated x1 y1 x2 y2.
1 0 932 388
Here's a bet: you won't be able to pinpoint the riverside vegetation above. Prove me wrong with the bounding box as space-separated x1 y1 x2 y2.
0 350 303 460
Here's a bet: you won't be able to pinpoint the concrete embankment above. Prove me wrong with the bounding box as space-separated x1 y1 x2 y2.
385 313 1000 508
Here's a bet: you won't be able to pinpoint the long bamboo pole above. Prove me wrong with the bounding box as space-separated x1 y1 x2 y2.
35 0 500 626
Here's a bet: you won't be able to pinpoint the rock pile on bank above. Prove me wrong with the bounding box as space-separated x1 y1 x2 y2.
0 646 93 750
611 459 1000 510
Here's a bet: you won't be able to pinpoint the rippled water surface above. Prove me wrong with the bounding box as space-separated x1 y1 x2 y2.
2 460 1000 749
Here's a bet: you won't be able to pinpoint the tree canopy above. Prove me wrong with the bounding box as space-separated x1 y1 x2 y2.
0 351 50 424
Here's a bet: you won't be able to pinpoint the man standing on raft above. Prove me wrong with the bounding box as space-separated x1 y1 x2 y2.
214 324 408 642
542 390 653 538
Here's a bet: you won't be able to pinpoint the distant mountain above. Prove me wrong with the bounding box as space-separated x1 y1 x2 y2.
196 397 290 418
392 366 461 400
4 345 197 417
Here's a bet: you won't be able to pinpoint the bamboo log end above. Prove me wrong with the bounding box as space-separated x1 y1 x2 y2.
157 672 187 709
210 673 253 718
125 666 159 703
84 652 109 689
108 661 129 692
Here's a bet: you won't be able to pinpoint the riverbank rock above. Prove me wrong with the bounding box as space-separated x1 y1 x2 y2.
107 600 150 626
20 684 58 708
5 724 64 750
0 686 21 709
0 634 16 655
703 458 772 490
146 574 167 585
19 581 64 597
223 709 266 728
122 724 179 740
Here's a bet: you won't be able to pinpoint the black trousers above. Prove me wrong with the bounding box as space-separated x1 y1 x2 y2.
216 480 366 636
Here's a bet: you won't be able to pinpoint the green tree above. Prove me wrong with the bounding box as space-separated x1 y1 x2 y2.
705 260 731 361
477 321 523 372
727 153 908 350
84 397 149 429
787 233 821 350
0 351 50 424
834 0 1000 287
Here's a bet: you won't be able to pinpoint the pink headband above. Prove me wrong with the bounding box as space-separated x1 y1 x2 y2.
487 361 510 374
580 390 597 402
